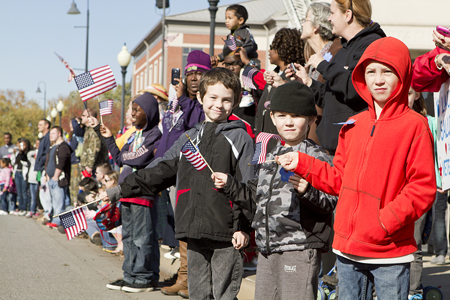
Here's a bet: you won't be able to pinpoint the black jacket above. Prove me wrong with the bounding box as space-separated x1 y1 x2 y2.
107 121 255 242
311 22 386 155
45 141 73 187
218 24 258 61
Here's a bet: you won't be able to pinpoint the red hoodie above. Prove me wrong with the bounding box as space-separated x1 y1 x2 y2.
293 37 436 258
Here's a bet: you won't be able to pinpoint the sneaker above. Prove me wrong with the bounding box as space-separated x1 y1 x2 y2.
430 254 446 265
0 210 8 215
243 261 257 271
106 279 127 291
408 294 423 300
57 225 66 234
90 232 102 246
32 212 41 219
17 210 27 216
164 247 179 260
47 222 58 228
122 281 158 293
9 211 17 215
25 212 33 218
42 217 50 225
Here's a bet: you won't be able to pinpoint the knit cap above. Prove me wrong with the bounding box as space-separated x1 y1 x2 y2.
185 50 212 75
270 81 317 116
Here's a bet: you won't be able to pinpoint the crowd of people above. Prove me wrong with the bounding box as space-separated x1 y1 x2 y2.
1 1 450 299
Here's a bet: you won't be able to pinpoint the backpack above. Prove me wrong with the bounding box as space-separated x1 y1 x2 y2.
93 202 121 231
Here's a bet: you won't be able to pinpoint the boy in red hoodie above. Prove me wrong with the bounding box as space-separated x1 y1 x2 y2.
277 37 436 299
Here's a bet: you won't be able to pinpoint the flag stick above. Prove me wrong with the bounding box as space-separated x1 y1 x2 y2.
248 159 278 166
100 115 103 124
185 133 214 174
52 198 102 218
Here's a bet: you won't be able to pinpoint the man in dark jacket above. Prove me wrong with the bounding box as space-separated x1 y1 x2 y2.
35 119 51 172
44 126 72 229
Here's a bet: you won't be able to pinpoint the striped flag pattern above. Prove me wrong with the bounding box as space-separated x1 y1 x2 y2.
53 51 77 82
99 99 114 116
224 35 237 51
74 65 117 102
250 132 283 164
242 66 258 90
59 207 88 241
181 140 207 171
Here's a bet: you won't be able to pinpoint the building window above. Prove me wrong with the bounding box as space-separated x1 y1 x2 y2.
136 74 140 93
182 47 203 73
140 72 144 91
149 65 153 85
159 57 163 84
154 60 159 84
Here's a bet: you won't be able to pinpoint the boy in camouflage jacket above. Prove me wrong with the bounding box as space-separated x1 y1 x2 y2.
213 81 337 300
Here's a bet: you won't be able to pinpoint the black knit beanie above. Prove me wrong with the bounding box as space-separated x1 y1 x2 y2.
270 81 317 116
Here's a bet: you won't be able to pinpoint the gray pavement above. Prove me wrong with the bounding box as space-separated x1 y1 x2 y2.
1 214 448 299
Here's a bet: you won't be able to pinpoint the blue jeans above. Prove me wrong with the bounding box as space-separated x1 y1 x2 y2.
432 191 448 256
40 183 52 219
48 179 68 225
121 201 160 284
0 184 7 212
7 193 16 212
15 171 28 211
336 255 410 300
85 218 117 249
29 183 38 213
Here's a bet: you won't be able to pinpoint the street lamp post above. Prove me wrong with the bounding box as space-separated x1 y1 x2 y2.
208 0 220 57
36 81 47 118
57 100 64 127
117 44 132 134
68 0 89 73
51 108 58 126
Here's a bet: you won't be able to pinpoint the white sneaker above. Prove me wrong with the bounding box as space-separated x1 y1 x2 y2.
9 211 16 215
0 210 8 215
17 210 27 216
430 255 446 265
25 211 33 218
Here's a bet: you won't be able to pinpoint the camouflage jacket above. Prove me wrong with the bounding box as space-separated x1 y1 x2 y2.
80 127 109 170
223 139 337 254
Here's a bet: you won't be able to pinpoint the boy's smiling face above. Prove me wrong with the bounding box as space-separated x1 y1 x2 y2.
225 10 244 30
270 111 314 147
198 83 234 123
364 61 400 107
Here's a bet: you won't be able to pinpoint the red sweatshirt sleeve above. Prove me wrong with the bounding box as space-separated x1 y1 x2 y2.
412 47 450 92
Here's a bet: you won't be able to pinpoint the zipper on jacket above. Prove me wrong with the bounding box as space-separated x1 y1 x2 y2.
370 125 376 136
265 163 279 254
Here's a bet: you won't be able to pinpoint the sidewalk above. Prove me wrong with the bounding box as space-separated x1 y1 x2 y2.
0 214 448 299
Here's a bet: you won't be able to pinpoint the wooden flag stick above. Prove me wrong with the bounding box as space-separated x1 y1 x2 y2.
247 159 278 166
52 198 102 218
100 115 104 124
185 133 214 174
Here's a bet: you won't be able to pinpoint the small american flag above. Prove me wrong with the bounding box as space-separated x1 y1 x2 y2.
223 35 237 51
53 51 76 82
250 133 283 164
60 207 88 241
242 66 258 90
99 99 114 116
181 140 207 171
74 65 117 102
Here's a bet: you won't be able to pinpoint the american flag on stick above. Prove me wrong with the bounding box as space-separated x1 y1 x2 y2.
59 207 88 241
53 51 76 82
99 99 114 116
223 35 237 51
181 134 214 173
242 66 258 90
74 65 117 102
250 133 283 165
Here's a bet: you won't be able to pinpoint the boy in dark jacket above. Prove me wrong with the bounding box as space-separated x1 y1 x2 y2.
213 81 337 299
211 4 258 66
278 37 436 300
91 92 162 293
102 68 254 299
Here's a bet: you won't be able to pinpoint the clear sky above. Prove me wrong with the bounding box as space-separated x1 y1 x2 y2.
1 0 238 106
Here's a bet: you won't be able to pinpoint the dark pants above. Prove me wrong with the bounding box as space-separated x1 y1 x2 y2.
187 238 243 300
121 201 160 285
432 191 448 256
15 171 28 211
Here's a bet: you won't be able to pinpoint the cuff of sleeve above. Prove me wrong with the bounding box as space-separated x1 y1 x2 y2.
316 60 329 75
294 151 313 178
106 186 122 205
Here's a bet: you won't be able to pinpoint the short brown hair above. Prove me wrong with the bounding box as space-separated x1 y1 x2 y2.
51 126 63 136
335 0 372 28
198 68 241 108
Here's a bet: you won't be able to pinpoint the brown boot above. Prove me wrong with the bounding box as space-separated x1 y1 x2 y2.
161 241 188 296
178 289 189 299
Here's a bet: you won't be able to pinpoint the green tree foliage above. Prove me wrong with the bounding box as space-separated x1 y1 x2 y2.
0 90 43 146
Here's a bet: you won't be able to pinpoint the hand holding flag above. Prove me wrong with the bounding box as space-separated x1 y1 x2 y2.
181 134 214 173
223 35 237 51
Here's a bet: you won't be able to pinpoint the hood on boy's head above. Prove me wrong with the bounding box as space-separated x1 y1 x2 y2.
133 92 160 131
71 118 85 137
352 37 412 119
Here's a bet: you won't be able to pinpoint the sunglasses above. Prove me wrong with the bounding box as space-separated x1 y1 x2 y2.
105 178 111 182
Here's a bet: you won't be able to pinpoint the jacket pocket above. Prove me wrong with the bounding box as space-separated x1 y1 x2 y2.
334 187 355 239
352 191 390 245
